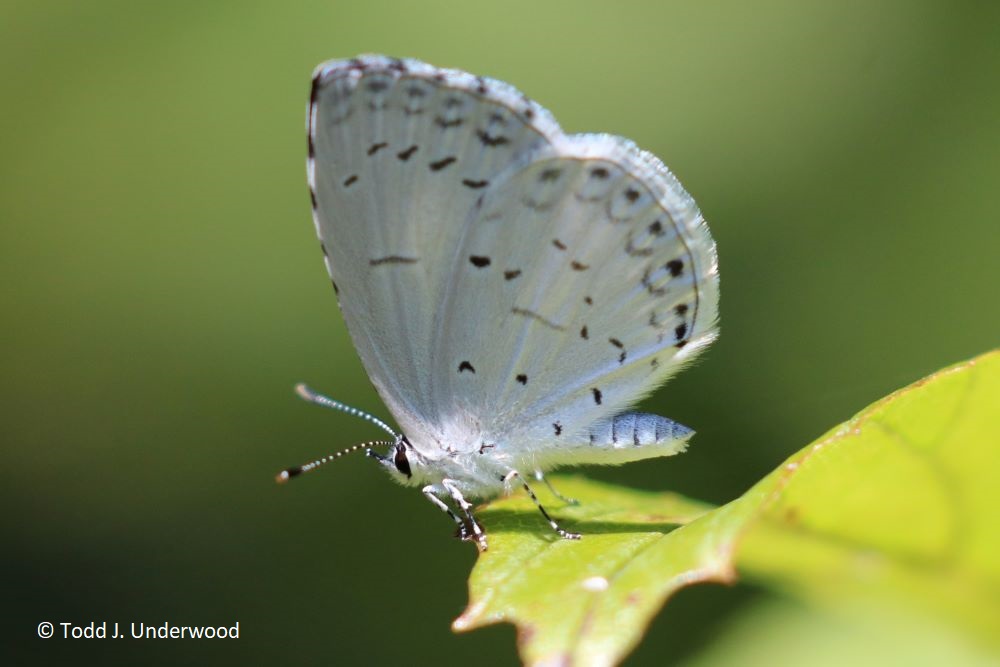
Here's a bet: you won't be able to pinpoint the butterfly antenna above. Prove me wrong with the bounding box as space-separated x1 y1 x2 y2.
294 383 399 438
276 440 394 483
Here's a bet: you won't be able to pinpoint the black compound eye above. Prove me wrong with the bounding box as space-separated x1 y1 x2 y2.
393 443 412 478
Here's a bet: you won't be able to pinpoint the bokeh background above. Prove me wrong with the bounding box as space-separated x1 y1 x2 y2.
3 1 998 665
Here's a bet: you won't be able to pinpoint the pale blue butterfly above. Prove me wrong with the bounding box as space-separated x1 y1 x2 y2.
279 55 719 551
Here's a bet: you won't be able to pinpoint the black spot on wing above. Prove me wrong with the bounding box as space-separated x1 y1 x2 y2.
552 239 567 251
675 303 689 316
462 179 489 189
553 422 562 436
370 256 419 266
516 373 527 385
504 269 521 280
367 142 388 156
580 326 589 340
458 361 476 374
590 167 609 179
343 174 358 187
571 261 589 271
477 129 509 147
397 145 418 161
435 116 463 128
430 156 457 171
592 388 603 405
609 338 624 348
666 259 684 277
469 255 491 268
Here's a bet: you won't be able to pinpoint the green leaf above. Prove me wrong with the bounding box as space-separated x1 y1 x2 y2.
684 597 999 667
734 349 1000 647
454 350 1000 666
452 478 731 665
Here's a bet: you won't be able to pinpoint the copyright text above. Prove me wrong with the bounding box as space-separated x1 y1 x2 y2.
37 621 239 640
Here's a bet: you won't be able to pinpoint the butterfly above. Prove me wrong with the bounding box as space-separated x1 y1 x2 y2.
278 55 719 551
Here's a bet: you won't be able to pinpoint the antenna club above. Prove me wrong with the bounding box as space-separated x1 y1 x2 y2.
276 470 291 484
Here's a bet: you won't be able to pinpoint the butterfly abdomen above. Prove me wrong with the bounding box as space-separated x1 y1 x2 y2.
546 412 693 468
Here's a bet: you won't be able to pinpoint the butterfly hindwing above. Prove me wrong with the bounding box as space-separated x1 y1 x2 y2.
427 135 718 460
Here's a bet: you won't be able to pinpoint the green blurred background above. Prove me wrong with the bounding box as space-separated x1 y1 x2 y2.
3 1 998 664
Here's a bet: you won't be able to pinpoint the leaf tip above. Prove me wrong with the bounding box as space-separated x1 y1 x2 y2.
452 600 487 633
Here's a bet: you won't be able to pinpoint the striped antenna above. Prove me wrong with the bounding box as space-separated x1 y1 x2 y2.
276 440 394 483
294 383 399 438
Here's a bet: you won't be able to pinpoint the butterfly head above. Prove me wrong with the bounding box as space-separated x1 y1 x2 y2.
388 437 413 479
376 435 443 488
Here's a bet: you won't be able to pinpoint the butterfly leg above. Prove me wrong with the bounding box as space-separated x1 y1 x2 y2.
534 470 580 506
441 479 488 551
504 471 581 540
421 485 471 539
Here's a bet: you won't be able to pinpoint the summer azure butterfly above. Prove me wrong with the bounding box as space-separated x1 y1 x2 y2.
278 55 719 551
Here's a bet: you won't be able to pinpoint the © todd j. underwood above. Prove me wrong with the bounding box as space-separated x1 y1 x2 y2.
57 621 239 639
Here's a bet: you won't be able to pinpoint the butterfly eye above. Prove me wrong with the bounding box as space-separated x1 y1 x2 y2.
393 443 412 478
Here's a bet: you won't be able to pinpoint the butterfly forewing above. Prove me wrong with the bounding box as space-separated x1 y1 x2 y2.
308 55 718 460
308 56 558 441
